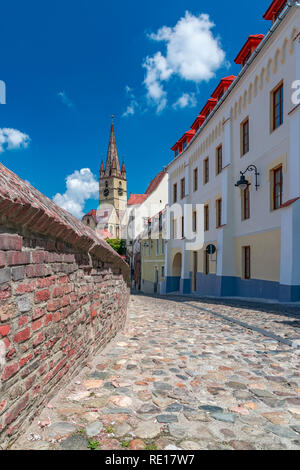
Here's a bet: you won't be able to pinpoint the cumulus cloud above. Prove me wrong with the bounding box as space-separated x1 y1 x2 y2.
144 11 226 112
53 168 98 219
0 128 30 153
57 91 74 108
173 92 197 110
122 86 139 117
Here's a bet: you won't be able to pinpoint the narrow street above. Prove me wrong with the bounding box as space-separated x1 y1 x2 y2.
12 294 300 451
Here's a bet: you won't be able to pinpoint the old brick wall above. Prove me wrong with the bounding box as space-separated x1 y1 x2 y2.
0 163 130 448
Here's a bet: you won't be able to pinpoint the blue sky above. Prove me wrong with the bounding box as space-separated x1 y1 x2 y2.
0 0 272 218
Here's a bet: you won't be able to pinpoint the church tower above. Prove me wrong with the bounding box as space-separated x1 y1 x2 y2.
99 120 127 238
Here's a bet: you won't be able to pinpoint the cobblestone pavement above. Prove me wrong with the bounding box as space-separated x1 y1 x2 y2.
12 294 300 451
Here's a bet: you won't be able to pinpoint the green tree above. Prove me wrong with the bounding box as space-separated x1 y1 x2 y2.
106 238 126 255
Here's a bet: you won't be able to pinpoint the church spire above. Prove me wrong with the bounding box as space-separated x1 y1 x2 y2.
105 119 121 177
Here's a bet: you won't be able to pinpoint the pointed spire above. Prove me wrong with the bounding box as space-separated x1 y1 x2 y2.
100 160 105 177
105 119 121 177
121 160 126 178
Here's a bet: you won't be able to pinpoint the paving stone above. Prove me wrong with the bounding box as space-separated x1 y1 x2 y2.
59 434 89 450
85 421 103 437
199 405 223 413
156 414 178 423
229 440 255 450
134 421 162 439
267 424 299 439
211 412 236 423
48 422 76 437
137 403 160 414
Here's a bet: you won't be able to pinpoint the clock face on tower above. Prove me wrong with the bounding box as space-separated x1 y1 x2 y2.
104 188 109 197
118 188 123 196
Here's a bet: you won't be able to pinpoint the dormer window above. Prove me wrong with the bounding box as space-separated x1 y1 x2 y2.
235 35 264 70
263 1 287 23
175 148 179 157
183 140 187 150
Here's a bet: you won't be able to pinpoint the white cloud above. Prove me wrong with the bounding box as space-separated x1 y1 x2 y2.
172 92 197 109
57 91 74 108
122 86 139 117
0 128 30 153
53 168 98 219
144 11 226 112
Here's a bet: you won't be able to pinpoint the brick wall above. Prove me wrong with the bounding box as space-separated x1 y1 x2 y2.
0 163 130 448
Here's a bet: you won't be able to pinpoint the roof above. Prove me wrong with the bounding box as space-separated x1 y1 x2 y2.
145 170 166 195
263 0 287 21
211 76 237 99
96 228 113 239
127 194 148 206
234 35 265 64
128 170 166 206
82 209 99 222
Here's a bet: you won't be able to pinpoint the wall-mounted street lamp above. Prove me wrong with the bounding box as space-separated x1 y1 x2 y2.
235 164 260 191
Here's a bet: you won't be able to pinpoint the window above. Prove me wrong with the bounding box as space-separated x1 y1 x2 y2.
192 211 197 233
181 216 185 238
193 168 198 192
204 250 210 275
87 218 90 226
172 218 177 239
204 205 209 232
161 239 164 254
183 140 187 150
243 246 251 280
242 187 250 220
216 198 222 228
175 148 179 158
162 266 165 278
180 178 185 199
156 239 159 256
159 212 162 232
272 83 284 131
173 183 177 203
204 158 209 184
273 166 283 210
216 146 222 175
242 50 252 68
241 118 249 156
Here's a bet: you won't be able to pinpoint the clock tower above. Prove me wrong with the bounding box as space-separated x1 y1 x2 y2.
99 120 127 238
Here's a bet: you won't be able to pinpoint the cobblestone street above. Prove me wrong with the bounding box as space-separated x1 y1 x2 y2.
12 294 300 451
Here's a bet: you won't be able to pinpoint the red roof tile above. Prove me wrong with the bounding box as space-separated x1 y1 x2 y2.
145 170 166 195
127 194 148 206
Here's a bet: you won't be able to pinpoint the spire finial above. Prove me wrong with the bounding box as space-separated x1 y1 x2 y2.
111 114 114 125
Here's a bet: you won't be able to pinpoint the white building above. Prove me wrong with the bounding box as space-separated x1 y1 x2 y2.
164 0 300 302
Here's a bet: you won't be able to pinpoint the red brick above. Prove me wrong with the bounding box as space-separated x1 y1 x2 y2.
6 251 30 266
34 289 50 303
25 264 49 278
1 363 19 381
0 325 10 337
6 348 16 360
47 299 62 312
37 276 55 288
32 319 42 331
31 251 46 264
19 353 33 367
16 281 36 295
0 234 22 251
5 394 29 426
33 332 44 347
52 286 63 298
0 399 7 413
25 375 36 390
44 313 52 326
58 275 68 284
0 252 5 268
18 316 28 327
13 328 31 344
53 312 60 323
32 307 45 321
0 285 11 300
